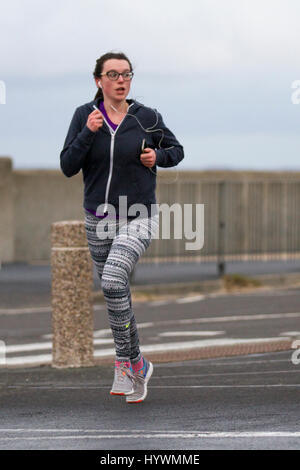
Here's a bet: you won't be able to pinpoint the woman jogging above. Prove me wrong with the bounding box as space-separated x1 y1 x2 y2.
60 51 184 403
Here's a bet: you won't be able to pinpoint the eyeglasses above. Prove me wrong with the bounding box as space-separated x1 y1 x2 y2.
100 70 134 81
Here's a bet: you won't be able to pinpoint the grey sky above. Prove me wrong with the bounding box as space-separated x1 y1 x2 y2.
1 0 300 170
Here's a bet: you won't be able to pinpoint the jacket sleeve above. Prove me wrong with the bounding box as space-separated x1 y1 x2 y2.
152 111 184 168
60 107 97 177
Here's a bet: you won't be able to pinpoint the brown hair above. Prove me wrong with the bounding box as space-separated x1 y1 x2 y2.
93 51 134 100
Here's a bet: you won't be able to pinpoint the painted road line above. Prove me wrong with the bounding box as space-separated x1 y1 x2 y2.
148 301 170 306
149 384 300 388
0 304 102 316
43 330 114 340
178 312 300 324
0 431 299 440
4 383 300 390
0 429 297 436
176 295 205 303
206 290 300 299
43 322 155 340
93 329 113 338
93 305 105 310
94 312 300 329
280 331 300 337
159 331 225 337
5 369 300 387
4 338 114 354
150 369 300 378
3 354 52 365
0 307 51 315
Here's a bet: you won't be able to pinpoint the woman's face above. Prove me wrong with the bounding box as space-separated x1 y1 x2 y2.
96 59 132 102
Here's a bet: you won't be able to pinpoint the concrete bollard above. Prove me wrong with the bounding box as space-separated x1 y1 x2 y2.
51 220 94 368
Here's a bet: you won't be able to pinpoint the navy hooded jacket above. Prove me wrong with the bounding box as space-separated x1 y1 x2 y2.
60 97 184 218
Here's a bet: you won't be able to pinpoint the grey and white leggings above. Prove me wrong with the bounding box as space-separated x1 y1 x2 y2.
84 208 159 364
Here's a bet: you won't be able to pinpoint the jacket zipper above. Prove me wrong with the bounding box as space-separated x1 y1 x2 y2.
102 102 135 213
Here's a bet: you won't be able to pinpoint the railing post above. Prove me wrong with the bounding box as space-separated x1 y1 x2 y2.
217 181 226 276
51 220 94 368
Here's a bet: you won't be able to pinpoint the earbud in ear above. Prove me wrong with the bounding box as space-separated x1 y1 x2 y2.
98 81 102 88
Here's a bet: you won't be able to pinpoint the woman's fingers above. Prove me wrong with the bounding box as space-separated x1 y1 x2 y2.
140 148 156 167
86 109 104 132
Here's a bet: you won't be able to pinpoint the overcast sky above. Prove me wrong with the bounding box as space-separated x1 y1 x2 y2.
1 0 300 170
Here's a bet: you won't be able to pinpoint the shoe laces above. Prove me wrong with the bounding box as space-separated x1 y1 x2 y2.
116 364 134 382
135 364 147 381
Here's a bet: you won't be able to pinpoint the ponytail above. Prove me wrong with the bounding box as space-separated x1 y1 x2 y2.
94 87 104 100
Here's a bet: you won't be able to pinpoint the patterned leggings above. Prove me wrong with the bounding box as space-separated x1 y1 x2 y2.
84 208 159 364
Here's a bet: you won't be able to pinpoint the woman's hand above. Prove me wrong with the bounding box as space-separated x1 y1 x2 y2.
86 109 104 132
140 148 156 167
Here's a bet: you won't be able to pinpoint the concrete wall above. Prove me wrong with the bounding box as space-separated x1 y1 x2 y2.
0 158 14 264
1 156 300 264
13 168 84 262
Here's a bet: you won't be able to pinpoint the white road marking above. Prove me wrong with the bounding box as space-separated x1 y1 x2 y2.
4 338 114 354
227 291 300 297
43 322 155 340
201 358 292 366
93 304 105 310
4 354 52 365
159 331 225 337
92 312 300 332
176 295 205 303
0 307 51 315
0 431 299 440
0 304 102 316
3 383 300 390
149 384 300 388
148 301 170 306
279 331 300 337
207 290 300 299
5 342 52 353
84 338 115 347
138 322 155 328
93 329 112 338
4 369 297 387
1 336 291 366
151 369 300 378
179 312 300 324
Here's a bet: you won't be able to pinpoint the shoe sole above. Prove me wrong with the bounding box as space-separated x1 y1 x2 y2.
127 361 153 404
110 389 134 396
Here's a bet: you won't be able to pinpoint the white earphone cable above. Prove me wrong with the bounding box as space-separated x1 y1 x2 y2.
110 103 176 178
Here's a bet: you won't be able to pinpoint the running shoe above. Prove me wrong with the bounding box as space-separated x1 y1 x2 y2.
110 362 135 396
126 358 153 403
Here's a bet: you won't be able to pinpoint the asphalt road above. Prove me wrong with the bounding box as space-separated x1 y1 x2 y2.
0 350 299 450
0 262 300 449
0 286 299 365
1 259 300 308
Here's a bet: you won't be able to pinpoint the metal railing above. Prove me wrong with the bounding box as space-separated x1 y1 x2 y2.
141 178 300 264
